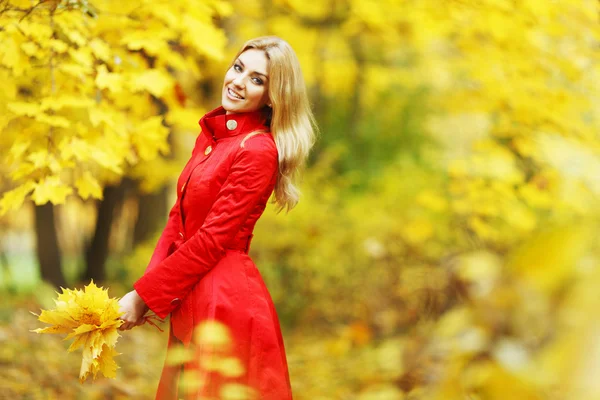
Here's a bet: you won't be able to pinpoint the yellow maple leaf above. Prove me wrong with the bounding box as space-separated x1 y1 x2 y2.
182 18 226 60
89 38 111 63
131 116 170 161
165 107 206 132
130 69 173 98
75 171 103 200
7 101 41 117
87 344 119 381
31 176 73 205
8 139 31 161
120 32 170 55
40 95 94 111
34 113 71 128
31 281 124 382
48 39 68 54
95 65 123 93
0 181 35 215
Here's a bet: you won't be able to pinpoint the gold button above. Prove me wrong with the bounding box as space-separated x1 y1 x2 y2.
179 232 184 238
181 182 186 192
204 145 212 155
226 120 237 130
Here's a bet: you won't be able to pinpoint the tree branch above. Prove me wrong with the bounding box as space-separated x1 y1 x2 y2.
19 0 46 22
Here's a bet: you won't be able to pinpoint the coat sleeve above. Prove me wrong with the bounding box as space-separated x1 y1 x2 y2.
144 133 203 272
133 136 278 319
144 201 180 272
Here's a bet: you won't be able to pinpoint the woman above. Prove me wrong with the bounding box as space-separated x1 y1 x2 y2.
118 36 316 399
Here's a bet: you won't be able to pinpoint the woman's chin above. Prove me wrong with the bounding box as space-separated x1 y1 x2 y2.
222 99 242 114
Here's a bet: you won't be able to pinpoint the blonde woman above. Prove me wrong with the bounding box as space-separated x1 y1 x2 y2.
118 36 316 399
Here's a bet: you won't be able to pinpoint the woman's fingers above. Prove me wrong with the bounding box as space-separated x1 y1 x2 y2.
118 316 134 331
118 291 149 331
117 290 148 332
122 322 135 331
118 315 145 331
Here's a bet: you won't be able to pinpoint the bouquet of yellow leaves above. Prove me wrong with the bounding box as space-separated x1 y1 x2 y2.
31 280 160 383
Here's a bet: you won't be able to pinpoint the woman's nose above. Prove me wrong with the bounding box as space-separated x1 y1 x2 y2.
233 75 245 88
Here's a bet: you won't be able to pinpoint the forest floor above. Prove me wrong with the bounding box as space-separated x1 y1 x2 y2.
0 290 392 400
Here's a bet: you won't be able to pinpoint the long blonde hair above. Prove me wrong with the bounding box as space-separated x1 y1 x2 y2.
230 36 317 212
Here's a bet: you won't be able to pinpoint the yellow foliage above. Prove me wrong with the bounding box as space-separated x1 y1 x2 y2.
130 69 174 97
401 218 434 246
193 320 233 351
252 143 600 398
0 181 35 215
75 171 103 200
357 385 404 400
31 281 124 382
476 362 543 400
31 176 74 205
164 321 255 396
508 225 591 294
95 65 124 93
0 0 227 214
165 345 195 366
179 369 205 393
131 116 170 161
203 356 246 378
220 383 258 400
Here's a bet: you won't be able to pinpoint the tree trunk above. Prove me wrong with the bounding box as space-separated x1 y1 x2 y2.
0 248 11 285
133 186 168 246
132 87 172 246
83 181 129 283
34 203 66 288
348 34 366 139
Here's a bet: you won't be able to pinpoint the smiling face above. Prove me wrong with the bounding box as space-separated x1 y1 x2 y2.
222 49 271 115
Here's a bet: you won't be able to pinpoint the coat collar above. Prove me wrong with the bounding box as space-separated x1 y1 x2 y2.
199 106 270 141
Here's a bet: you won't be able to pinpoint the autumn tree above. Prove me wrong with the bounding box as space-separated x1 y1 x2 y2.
0 0 230 285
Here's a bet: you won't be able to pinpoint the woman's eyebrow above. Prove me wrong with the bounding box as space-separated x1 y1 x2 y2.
237 58 268 79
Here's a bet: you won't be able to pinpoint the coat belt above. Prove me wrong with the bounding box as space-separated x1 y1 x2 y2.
226 234 254 254
167 234 254 257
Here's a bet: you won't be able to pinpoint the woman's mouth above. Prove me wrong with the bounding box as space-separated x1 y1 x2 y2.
227 88 244 100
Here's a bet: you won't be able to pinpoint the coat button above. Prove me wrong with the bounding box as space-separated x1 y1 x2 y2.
226 119 237 130
181 182 186 193
204 145 212 155
171 298 181 306
179 232 184 238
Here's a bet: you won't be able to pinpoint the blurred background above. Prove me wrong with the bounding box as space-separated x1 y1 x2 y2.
1 0 600 399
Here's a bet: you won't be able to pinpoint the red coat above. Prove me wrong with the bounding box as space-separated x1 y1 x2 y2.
134 106 292 400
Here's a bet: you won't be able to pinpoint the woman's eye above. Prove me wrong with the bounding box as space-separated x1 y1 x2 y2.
252 77 263 85
233 64 242 72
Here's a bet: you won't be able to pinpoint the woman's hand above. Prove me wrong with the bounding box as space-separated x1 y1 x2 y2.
118 290 149 331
